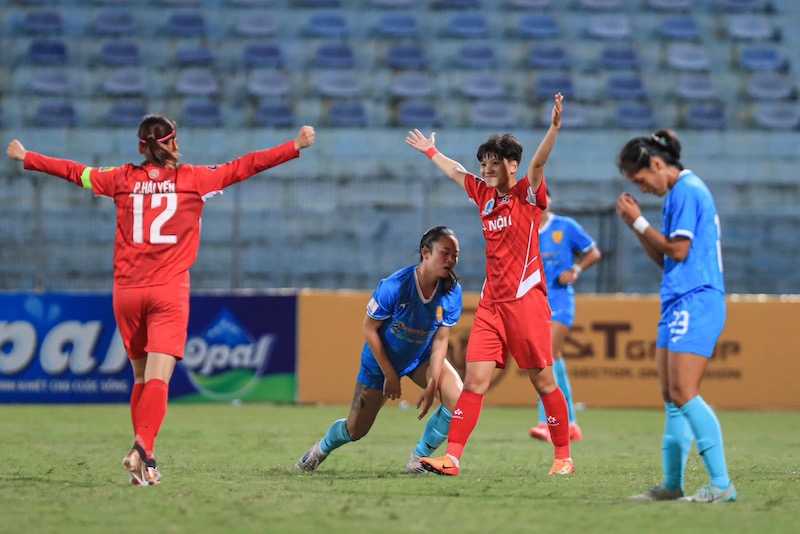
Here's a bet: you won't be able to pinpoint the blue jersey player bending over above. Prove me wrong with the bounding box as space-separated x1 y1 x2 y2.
296 227 464 473
616 130 736 504
529 189 601 444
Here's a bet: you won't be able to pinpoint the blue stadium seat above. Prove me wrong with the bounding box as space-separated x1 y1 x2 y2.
31 68 73 95
456 44 497 69
725 14 775 41
386 44 427 69
374 13 419 38
745 72 794 100
436 0 482 8
667 43 711 71
182 99 222 127
462 73 506 99
587 14 632 40
390 72 435 98
93 8 135 36
719 0 767 12
294 0 342 7
313 71 364 98
527 44 569 70
176 45 214 67
738 46 783 71
398 100 440 127
306 13 349 38
28 40 68 66
254 101 296 127
102 68 146 96
658 16 701 40
175 68 219 97
535 72 575 100
518 14 559 39
606 73 647 100
107 100 147 127
371 0 414 7
753 103 800 129
676 73 718 100
599 45 638 69
685 101 727 129
165 11 207 38
578 0 622 10
506 0 551 7
247 70 292 97
315 44 356 69
235 11 278 38
20 11 63 35
243 44 284 69
99 41 140 67
646 0 691 10
445 13 489 38
615 102 656 128
468 101 515 128
327 101 368 127
35 102 77 127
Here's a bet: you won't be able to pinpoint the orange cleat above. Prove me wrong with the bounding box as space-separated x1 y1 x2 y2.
529 423 552 442
569 423 583 442
420 454 460 476
548 458 575 475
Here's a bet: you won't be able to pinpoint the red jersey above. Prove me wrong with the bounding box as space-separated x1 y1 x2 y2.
464 173 549 302
24 141 300 287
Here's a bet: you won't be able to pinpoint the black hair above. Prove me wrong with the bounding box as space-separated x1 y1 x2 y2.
418 226 459 294
616 129 683 176
138 114 180 168
476 133 523 164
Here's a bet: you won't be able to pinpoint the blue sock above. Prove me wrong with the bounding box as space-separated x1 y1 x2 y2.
662 402 693 491
553 358 576 423
412 405 452 457
320 418 351 454
679 395 731 489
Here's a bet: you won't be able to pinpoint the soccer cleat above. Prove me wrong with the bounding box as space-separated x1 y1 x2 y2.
145 466 162 486
529 423 552 442
678 484 737 503
406 452 429 474
123 445 152 487
295 439 329 472
548 458 575 475
628 485 684 501
420 454 460 476
569 423 583 442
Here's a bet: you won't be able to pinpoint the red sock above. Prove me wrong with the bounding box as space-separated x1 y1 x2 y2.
540 388 571 459
130 382 145 433
134 379 169 460
445 390 484 460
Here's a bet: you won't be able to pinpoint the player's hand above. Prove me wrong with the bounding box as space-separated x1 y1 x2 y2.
416 380 436 420
383 373 402 400
550 93 563 129
405 129 436 154
7 139 27 161
616 192 642 225
558 269 578 286
294 126 315 150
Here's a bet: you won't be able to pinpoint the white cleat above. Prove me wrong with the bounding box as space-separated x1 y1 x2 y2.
406 452 429 474
295 440 329 472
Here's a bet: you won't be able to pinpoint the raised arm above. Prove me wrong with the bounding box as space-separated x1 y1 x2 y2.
405 130 469 190
526 93 563 192
8 138 91 187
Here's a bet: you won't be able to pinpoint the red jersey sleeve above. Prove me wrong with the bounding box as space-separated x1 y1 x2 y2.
23 151 127 197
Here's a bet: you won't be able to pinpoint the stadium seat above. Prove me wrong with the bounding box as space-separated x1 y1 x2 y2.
28 40 68 66
371 0 414 7
386 44 427 69
34 102 77 127
20 11 63 35
646 0 691 11
685 101 727 129
315 44 356 69
31 68 73 95
102 68 146 96
506 0 551 8
738 46 783 71
468 101 515 128
176 46 214 67
313 71 364 98
294 0 342 7
753 102 800 129
165 11 207 38
375 13 419 38
235 11 278 38
445 13 490 38
719 0 767 12
587 15 632 40
436 0 482 8
107 100 147 127
390 72 435 98
599 45 639 70
578 0 622 10
182 99 222 127
175 68 219 97
666 43 711 71
243 44 284 69
518 14 559 39
398 100 440 127
535 72 575 101
725 14 775 41
615 102 657 129
527 44 569 70
606 73 647 100
92 8 135 36
456 44 497 69
99 41 140 67
676 73 718 100
247 70 292 97
327 101 368 127
254 101 296 127
306 13 349 38
745 72 794 100
658 16 701 41
462 73 506 99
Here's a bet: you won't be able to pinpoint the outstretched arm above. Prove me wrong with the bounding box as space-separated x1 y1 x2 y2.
526 93 563 192
405 129 469 190
8 139 91 187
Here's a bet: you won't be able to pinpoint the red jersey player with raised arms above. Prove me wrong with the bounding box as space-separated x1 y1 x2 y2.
405 93 573 476
6 115 315 486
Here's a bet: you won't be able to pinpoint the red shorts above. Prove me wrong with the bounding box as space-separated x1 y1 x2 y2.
466 290 552 370
113 271 190 360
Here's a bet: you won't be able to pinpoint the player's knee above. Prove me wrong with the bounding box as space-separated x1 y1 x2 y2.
348 427 369 441
667 384 694 407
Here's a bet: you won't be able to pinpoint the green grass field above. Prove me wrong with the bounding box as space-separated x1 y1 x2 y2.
1 404 797 534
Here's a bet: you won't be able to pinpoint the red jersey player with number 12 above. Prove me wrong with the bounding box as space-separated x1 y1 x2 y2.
405 93 574 476
6 115 315 486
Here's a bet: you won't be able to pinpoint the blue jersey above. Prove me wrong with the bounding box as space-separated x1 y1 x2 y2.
540 214 596 297
360 265 463 378
661 170 725 308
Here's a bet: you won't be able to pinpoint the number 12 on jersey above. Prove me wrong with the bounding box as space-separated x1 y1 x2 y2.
130 193 178 244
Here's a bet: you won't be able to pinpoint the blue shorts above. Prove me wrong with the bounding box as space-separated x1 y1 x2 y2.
548 288 575 328
657 288 726 358
356 355 428 390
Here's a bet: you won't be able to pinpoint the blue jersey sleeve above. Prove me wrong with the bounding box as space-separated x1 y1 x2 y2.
665 183 699 240
366 277 400 320
440 284 463 327
566 218 596 254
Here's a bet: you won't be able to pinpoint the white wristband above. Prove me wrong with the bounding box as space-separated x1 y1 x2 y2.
632 216 650 234
571 264 583 275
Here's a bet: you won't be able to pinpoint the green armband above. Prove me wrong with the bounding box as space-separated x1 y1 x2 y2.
80 167 93 189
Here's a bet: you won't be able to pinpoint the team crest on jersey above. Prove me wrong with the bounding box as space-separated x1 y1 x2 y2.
552 230 564 244
97 166 116 172
499 196 511 205
436 306 443 323
148 169 160 179
481 199 495 216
